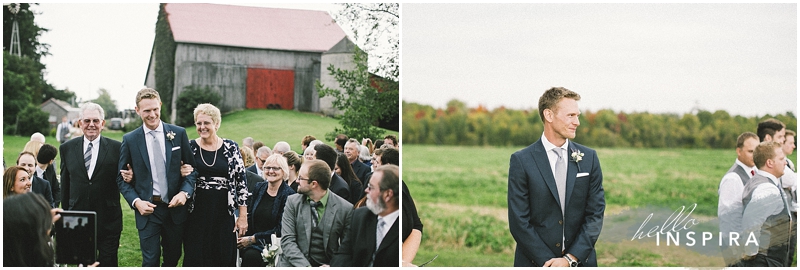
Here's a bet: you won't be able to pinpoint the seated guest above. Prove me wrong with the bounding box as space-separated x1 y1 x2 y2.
303 146 317 161
36 144 60 208
274 141 291 155
313 144 350 202
301 135 316 154
358 145 372 168
240 146 255 168
4 192 57 266
283 151 302 192
279 160 353 267
238 154 296 266
336 152 363 205
249 146 272 177
331 164 400 267
3 166 32 198
16 152 53 207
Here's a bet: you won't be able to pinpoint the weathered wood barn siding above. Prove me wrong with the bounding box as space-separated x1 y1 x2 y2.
172 43 323 114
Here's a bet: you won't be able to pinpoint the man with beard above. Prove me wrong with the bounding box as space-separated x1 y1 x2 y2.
331 164 400 267
279 160 353 267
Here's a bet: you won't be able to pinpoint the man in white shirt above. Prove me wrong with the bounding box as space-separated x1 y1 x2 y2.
717 132 759 266
56 116 71 144
741 141 792 267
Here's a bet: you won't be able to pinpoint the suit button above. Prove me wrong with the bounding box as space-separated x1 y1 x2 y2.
558 220 563 225
556 243 561 248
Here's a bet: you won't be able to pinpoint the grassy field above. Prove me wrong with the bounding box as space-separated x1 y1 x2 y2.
402 144 798 267
2 109 394 266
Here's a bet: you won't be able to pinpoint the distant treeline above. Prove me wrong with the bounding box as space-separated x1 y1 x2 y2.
402 100 797 149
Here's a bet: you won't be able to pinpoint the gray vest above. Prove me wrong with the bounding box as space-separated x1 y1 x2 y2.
59 123 70 141
742 175 792 264
308 225 327 266
727 163 751 186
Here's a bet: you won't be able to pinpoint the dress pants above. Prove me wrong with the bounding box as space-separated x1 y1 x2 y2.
96 227 120 267
138 201 184 267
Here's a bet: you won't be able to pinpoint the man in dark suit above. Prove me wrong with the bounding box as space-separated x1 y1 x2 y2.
279 160 353 267
313 143 350 202
60 102 123 267
345 139 372 185
331 164 399 267
117 88 197 267
508 87 605 267
247 146 271 177
36 143 61 208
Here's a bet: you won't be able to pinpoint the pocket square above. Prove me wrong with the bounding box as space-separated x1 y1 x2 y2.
171 146 180 151
576 172 589 178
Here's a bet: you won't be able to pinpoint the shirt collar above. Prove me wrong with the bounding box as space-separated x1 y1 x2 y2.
541 132 569 153
378 209 400 226
735 159 758 175
308 190 330 207
756 170 781 186
83 134 102 145
143 121 164 135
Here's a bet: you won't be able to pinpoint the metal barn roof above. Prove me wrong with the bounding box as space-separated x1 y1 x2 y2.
165 3 347 52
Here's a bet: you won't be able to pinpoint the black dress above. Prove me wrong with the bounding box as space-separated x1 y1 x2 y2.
402 181 423 241
183 142 236 266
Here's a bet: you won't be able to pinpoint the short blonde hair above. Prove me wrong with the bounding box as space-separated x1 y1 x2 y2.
753 141 782 169
23 141 43 157
135 88 161 106
240 146 255 168
193 103 222 125
538 87 581 122
263 154 290 181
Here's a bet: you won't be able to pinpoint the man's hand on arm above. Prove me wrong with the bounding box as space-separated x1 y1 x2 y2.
134 199 156 216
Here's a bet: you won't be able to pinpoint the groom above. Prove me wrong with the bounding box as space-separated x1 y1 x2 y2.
117 88 197 266
507 87 605 267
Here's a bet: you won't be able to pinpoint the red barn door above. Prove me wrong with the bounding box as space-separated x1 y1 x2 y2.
246 68 294 109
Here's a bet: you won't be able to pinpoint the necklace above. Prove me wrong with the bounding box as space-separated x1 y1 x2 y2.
200 137 219 167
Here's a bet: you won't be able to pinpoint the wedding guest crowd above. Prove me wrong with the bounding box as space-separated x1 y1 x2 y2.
2 86 402 267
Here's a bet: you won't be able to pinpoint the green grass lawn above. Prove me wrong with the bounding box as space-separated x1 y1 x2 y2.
2 109 394 266
403 144 798 267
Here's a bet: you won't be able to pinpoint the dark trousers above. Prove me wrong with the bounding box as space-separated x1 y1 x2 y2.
96 228 121 267
182 189 236 266
240 247 267 267
138 201 184 267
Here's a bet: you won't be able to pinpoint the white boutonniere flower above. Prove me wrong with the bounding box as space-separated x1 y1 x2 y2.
261 243 281 267
166 131 176 141
571 149 584 172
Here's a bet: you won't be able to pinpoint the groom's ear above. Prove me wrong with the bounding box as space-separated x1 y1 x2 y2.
544 108 554 122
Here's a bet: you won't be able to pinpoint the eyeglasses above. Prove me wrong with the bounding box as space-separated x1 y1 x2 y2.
263 166 281 172
82 119 102 124
297 176 314 183
256 157 265 164
366 184 384 192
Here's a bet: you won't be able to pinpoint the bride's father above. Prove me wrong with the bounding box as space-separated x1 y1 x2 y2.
507 87 605 267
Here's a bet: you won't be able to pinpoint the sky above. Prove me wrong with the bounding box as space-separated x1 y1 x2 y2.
32 3 342 110
402 4 797 117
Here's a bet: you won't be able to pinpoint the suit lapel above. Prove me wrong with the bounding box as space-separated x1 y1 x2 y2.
531 140 561 208
322 195 337 249
136 127 153 175
301 198 312 244
565 142 577 209
376 218 398 253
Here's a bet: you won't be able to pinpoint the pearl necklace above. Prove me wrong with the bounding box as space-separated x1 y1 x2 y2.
200 137 220 167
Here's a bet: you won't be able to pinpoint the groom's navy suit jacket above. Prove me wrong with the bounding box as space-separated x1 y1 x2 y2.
508 139 605 267
117 122 197 230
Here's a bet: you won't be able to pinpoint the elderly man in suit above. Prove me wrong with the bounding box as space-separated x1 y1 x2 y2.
331 164 400 267
508 87 605 267
117 88 197 267
345 139 372 185
279 160 353 267
60 102 123 266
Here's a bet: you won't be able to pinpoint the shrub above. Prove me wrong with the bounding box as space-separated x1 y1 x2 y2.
175 85 222 127
16 104 50 136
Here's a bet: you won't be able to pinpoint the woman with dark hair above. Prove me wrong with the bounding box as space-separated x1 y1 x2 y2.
3 166 31 198
282 151 302 192
4 192 55 266
335 152 363 205
237 154 296 266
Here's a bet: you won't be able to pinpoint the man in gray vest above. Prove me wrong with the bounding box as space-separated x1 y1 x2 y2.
57 116 71 144
741 141 792 267
717 132 759 266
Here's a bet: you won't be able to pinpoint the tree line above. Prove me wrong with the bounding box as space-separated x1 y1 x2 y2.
402 100 797 149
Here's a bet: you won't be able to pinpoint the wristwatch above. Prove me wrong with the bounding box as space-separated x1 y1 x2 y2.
563 254 578 267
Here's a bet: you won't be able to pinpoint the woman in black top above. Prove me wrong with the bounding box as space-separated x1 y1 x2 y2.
402 181 423 267
237 154 296 266
335 152 363 205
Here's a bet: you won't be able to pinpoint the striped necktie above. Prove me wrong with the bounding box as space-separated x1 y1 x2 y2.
84 142 93 171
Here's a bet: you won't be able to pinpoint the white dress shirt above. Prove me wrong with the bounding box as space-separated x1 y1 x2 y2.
718 159 757 237
540 132 569 180
377 209 399 242
143 122 166 196
83 135 102 179
742 170 791 256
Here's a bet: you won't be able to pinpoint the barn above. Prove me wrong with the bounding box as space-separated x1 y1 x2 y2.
143 3 357 122
40 98 80 128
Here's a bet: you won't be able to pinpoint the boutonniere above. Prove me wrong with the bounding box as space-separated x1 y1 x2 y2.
571 148 584 172
166 131 176 141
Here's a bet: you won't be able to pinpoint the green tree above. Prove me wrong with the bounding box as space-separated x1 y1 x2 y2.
16 103 50 136
3 3 50 63
318 3 399 142
91 88 118 118
175 85 222 127
155 3 176 122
